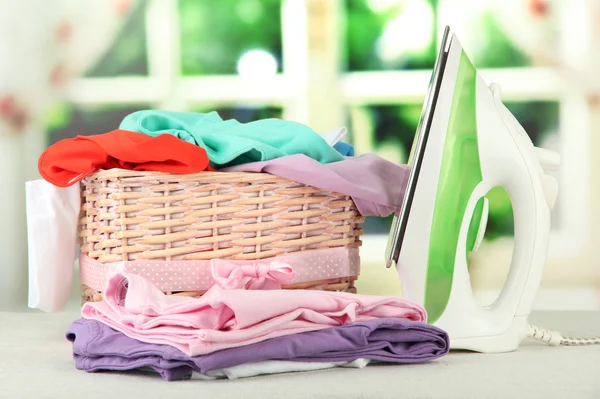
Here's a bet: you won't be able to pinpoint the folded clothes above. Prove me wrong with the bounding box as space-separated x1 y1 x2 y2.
81 271 426 356
119 110 344 167
224 153 409 217
38 129 214 187
66 317 446 381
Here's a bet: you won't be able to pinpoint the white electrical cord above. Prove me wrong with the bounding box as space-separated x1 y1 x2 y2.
528 325 600 346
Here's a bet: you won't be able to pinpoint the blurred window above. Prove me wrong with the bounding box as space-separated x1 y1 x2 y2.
47 0 585 261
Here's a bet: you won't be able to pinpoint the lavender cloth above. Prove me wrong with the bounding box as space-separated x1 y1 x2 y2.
66 318 449 381
223 153 409 217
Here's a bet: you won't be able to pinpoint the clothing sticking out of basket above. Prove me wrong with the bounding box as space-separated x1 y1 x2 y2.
38 129 215 188
224 153 409 217
118 110 346 167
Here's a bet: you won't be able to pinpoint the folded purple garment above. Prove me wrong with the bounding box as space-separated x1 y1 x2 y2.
223 153 409 217
66 318 449 381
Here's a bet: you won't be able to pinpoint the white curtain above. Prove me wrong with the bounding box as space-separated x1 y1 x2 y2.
0 0 137 310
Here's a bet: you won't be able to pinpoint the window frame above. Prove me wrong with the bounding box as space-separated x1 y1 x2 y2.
64 0 592 267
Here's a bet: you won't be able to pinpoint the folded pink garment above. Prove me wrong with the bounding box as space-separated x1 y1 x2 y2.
81 271 426 356
223 153 410 217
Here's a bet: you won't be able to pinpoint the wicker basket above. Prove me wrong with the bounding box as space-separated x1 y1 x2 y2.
78 169 364 302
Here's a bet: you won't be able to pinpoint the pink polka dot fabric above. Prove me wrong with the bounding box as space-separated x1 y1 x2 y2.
79 247 360 293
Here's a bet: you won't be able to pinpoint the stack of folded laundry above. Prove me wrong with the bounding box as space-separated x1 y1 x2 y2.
67 270 449 380
28 110 450 381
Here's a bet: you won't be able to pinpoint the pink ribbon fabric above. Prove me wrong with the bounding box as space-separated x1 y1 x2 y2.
79 246 360 293
210 259 295 290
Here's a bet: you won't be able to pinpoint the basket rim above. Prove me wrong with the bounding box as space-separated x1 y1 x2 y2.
85 168 271 179
82 168 297 186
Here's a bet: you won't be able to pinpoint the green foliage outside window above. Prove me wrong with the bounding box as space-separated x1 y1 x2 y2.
46 0 559 241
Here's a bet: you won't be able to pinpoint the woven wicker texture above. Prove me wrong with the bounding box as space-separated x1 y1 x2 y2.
79 169 364 300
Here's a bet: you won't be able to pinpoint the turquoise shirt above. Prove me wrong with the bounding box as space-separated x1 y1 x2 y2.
119 110 344 168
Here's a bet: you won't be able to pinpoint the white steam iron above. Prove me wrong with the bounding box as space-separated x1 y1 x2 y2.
385 26 598 352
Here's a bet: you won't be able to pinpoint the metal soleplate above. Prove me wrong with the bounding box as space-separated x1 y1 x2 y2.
385 26 452 268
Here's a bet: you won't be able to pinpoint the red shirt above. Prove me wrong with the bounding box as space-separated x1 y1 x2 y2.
39 129 214 187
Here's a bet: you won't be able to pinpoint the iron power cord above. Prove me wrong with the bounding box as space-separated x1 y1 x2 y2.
527 325 600 346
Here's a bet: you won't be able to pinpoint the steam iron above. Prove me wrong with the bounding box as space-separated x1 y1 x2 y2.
385 26 562 353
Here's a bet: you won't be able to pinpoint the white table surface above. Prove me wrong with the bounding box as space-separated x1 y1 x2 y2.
1 304 599 399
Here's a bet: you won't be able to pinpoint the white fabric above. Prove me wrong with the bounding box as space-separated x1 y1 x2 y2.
190 359 370 380
319 127 347 147
26 179 80 312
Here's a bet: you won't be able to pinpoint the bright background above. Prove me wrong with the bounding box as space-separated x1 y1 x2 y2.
1 0 599 311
